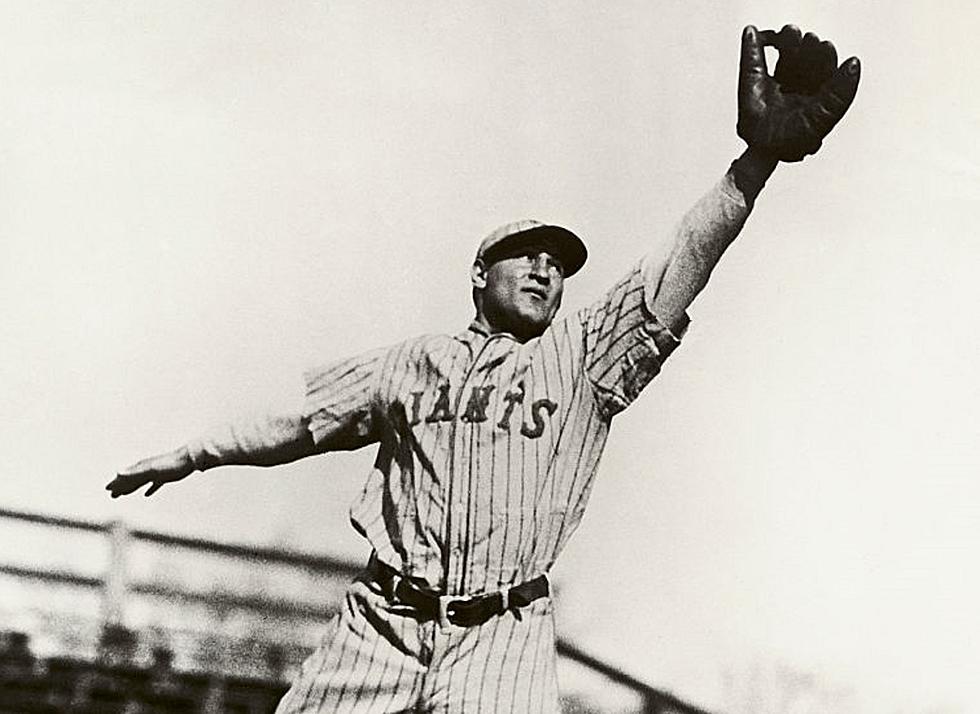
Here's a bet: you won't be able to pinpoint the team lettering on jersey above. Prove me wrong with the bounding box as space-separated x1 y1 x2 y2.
400 382 557 439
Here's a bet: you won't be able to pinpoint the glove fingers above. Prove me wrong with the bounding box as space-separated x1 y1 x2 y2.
775 24 803 50
773 46 799 87
740 25 769 79
739 25 860 160
818 40 838 83
739 25 770 119
808 57 861 135
801 31 821 51
759 25 803 90
776 31 837 94
801 33 836 85
771 22 803 91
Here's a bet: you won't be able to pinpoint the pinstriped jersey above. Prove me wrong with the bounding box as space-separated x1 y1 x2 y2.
306 263 677 594
303 258 681 597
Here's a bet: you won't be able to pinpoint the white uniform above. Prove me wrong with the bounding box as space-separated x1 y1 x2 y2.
190 174 753 713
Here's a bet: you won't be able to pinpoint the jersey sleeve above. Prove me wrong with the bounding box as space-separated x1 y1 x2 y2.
579 261 683 420
580 173 752 419
303 345 390 450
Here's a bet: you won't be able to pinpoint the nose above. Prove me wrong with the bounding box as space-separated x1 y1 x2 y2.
528 253 552 283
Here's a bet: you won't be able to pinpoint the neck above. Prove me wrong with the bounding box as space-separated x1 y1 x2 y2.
472 312 541 343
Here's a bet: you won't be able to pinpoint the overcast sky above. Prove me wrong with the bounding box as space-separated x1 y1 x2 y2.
1 2 978 713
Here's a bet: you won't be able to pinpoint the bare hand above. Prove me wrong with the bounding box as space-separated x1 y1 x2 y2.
106 447 194 498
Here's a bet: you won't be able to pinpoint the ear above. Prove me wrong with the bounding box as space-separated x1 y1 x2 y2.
470 260 488 289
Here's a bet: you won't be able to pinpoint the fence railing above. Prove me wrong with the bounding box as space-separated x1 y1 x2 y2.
0 506 709 714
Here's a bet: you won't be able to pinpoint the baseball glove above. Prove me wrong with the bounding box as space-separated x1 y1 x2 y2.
738 25 861 162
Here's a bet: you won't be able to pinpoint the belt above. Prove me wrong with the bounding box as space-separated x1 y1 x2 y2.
370 558 549 630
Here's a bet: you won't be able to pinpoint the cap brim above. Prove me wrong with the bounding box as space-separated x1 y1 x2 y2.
480 225 588 277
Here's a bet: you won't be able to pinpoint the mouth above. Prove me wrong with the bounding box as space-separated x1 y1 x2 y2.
522 287 548 301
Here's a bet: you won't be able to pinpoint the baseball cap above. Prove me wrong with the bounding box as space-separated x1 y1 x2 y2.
476 220 588 278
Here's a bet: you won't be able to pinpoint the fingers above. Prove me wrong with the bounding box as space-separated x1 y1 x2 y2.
757 24 802 51
108 455 176 497
778 25 803 49
106 473 143 498
803 33 837 69
817 40 838 84
144 482 165 497
108 458 156 498
107 448 193 498
739 25 770 117
809 56 861 134
802 32 837 87
105 472 165 498
769 26 844 96
740 25 769 80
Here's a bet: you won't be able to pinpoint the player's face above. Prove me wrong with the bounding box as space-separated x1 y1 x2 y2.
473 249 565 341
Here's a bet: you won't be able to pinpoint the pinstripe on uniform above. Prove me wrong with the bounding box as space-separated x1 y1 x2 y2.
275 576 558 713
276 254 682 713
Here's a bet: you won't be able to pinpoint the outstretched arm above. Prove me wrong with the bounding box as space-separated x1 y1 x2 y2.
106 409 317 498
648 24 860 332
646 146 776 332
107 346 388 498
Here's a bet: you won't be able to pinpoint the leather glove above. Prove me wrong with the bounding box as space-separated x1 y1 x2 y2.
738 24 861 162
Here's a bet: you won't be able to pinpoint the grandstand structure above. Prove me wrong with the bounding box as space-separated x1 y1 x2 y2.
0 506 709 713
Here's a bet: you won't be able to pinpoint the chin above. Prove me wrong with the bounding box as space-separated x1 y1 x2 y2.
483 302 556 341
510 314 551 341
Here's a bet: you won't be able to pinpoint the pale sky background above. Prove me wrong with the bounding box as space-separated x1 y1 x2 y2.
1 1 978 713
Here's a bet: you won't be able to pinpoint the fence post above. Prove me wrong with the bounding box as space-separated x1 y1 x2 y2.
102 520 129 627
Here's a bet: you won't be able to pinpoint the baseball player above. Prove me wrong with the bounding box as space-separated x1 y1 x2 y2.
107 25 861 713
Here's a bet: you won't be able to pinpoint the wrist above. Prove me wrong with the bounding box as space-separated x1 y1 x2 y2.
729 146 779 204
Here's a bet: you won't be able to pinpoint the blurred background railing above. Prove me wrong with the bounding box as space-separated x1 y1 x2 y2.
0 506 709 713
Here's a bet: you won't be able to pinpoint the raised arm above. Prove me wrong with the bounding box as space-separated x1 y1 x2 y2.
648 24 860 332
582 25 859 419
645 147 776 333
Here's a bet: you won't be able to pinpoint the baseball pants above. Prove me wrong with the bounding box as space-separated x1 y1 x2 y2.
275 572 559 713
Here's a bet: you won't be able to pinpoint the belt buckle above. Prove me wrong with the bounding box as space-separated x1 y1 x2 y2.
438 594 456 631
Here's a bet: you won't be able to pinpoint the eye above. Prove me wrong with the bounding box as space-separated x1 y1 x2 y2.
536 253 564 277
519 250 564 278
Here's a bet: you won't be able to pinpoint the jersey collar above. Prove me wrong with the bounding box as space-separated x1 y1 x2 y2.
456 320 520 346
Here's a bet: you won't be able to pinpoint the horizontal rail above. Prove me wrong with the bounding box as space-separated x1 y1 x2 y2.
0 506 363 575
130 529 363 576
131 582 339 621
0 507 106 533
0 564 338 621
0 563 103 589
